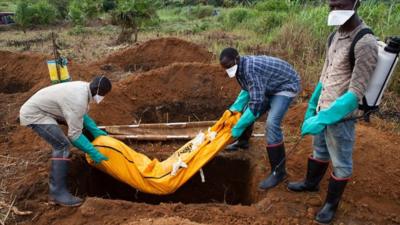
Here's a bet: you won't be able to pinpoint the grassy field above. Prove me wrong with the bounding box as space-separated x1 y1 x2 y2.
155 2 400 91
0 0 15 11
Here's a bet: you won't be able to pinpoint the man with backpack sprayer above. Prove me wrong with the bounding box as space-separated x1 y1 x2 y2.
287 0 379 223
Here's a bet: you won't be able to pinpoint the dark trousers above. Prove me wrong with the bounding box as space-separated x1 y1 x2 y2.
29 124 70 158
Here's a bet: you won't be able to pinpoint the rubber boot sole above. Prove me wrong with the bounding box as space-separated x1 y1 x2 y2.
49 199 83 207
315 219 334 225
286 186 320 193
257 175 288 192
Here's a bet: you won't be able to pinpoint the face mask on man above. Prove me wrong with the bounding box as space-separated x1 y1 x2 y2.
93 95 104 104
93 76 105 104
226 64 238 78
327 0 359 26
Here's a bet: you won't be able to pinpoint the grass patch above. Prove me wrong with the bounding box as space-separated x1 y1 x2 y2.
0 0 16 11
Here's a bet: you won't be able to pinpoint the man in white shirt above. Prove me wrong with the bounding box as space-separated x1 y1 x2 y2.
20 76 112 207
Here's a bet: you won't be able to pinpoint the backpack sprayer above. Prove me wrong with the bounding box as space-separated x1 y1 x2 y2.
359 36 400 121
328 30 400 121
47 32 71 84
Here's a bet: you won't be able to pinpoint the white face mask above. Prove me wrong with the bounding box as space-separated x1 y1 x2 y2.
327 10 355 26
327 0 359 26
226 64 238 78
92 75 105 104
93 95 104 104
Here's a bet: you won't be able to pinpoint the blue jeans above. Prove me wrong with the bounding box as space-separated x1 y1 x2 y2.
29 124 71 158
313 119 356 178
264 95 294 145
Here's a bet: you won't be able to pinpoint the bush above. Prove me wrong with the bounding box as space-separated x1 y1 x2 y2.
190 5 214 19
172 7 183 15
32 1 57 24
192 20 211 33
157 7 187 23
103 0 117 12
14 1 31 29
254 0 289 12
113 0 159 43
68 0 103 25
49 0 69 19
14 0 57 30
221 7 255 29
159 0 184 7
222 0 236 7
208 0 224 6
68 1 85 25
246 11 287 34
68 25 91 35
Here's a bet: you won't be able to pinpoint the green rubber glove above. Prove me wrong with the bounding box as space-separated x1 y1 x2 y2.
72 134 108 164
301 91 358 136
83 114 107 139
304 82 323 121
229 90 250 112
231 108 257 138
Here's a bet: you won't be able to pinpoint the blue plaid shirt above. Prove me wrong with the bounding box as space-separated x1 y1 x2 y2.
236 56 301 116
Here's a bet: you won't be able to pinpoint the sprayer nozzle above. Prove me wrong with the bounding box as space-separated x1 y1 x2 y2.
385 36 400 54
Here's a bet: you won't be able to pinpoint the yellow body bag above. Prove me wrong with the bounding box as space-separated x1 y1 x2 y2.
87 111 240 195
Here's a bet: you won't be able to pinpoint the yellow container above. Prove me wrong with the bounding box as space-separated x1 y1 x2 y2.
47 60 71 84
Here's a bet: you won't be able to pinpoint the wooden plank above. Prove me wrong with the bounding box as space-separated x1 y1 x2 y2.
98 121 265 141
99 121 215 130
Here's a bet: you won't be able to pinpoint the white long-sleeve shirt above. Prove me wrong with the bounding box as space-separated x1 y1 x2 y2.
20 81 93 141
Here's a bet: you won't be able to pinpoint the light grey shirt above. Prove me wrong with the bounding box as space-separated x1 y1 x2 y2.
20 81 93 140
318 22 378 112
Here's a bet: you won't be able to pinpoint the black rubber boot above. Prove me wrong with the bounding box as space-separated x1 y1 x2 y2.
49 159 83 207
287 156 329 192
226 124 253 152
258 143 286 190
315 173 349 224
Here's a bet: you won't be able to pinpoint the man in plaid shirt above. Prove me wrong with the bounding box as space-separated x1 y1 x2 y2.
220 47 301 190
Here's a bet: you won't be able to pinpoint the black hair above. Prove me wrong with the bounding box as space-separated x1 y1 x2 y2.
90 75 112 96
219 47 239 61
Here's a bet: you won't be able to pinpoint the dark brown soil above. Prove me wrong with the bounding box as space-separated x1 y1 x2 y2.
0 38 399 225
96 37 214 73
89 62 239 125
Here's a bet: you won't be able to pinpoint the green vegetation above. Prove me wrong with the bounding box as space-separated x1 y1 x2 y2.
13 0 57 32
190 5 214 19
112 0 159 43
157 6 220 34
68 0 103 25
48 0 69 19
0 0 16 11
7 0 400 94
156 1 400 92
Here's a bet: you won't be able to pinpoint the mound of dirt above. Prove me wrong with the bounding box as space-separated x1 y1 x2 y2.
97 37 214 73
0 51 97 95
90 62 240 125
0 51 49 94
